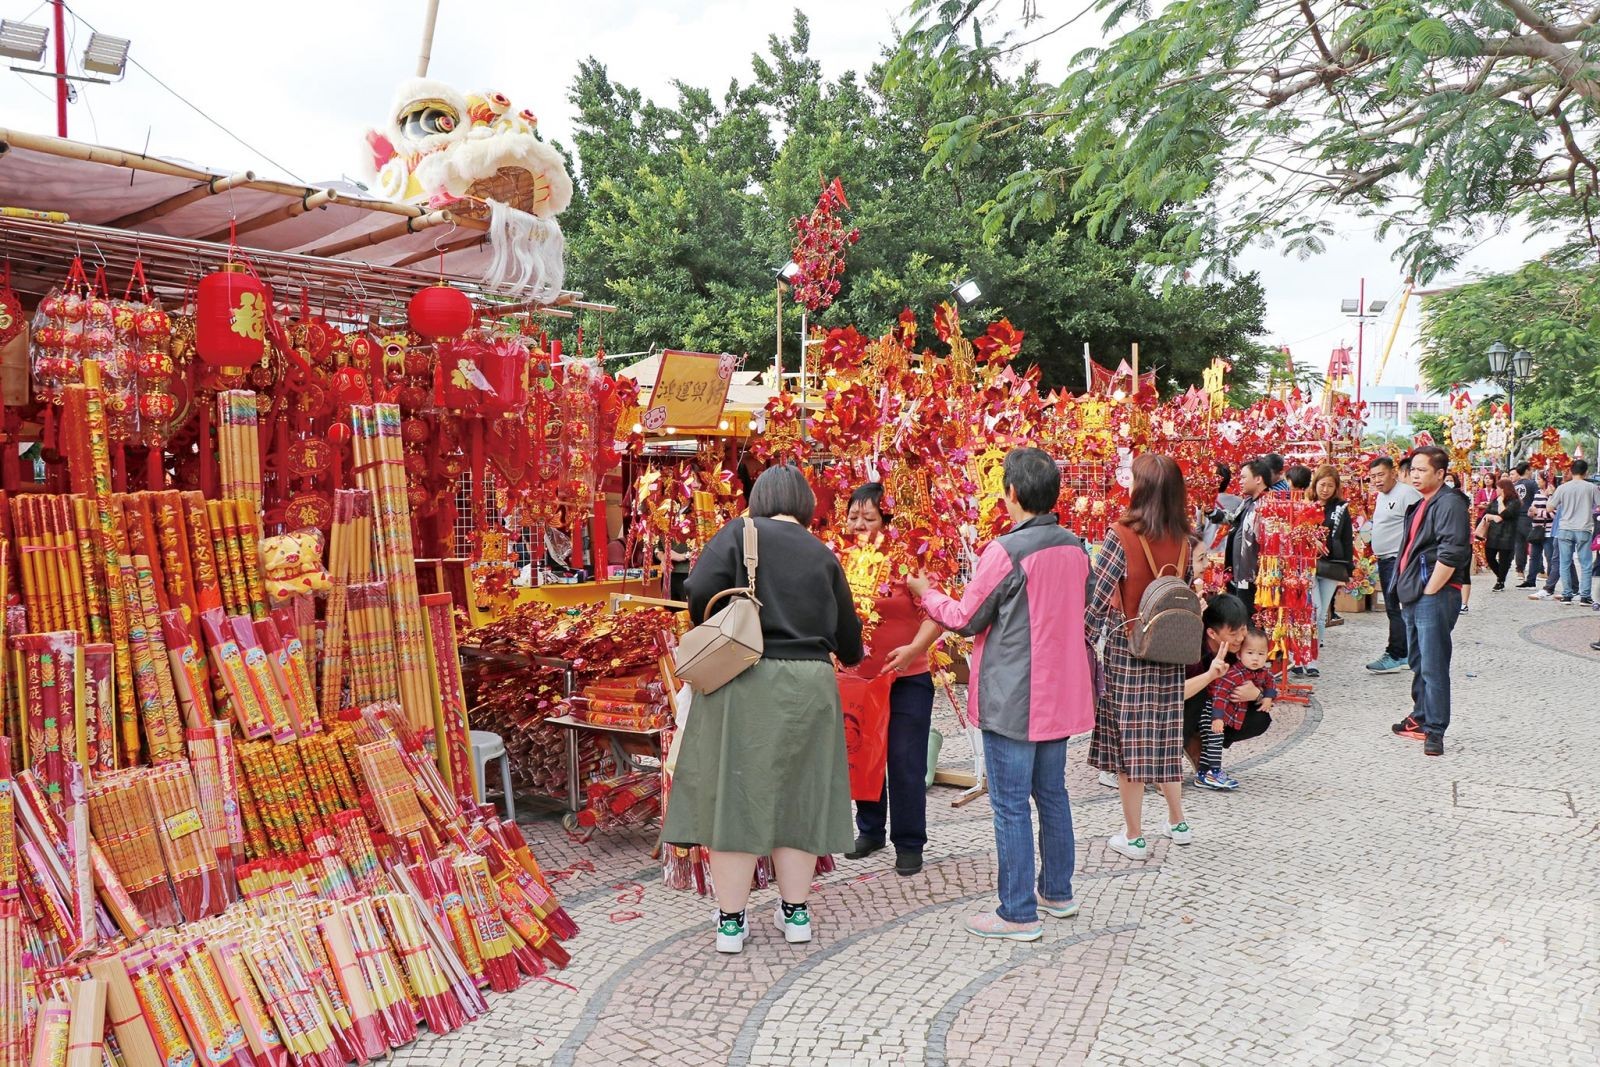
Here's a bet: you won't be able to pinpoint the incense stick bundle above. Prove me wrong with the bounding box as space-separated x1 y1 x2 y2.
234 499 269 621
205 935 287 1067
317 489 373 719
197 608 271 741
26 992 68 1067
351 405 431 733
12 633 80 808
354 742 427 843
62 976 105 1067
340 896 417 1048
183 730 235 906
67 497 106 643
80 644 114 776
344 582 398 708
217 390 262 513
125 952 197 1067
421 593 476 812
235 742 302 856
86 770 177 929
206 501 247 619
316 909 387 1061
141 763 223 923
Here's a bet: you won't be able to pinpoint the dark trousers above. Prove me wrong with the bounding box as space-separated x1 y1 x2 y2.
855 673 934 853
1525 536 1547 583
1403 587 1461 740
1376 556 1406 660
1233 582 1257 621
1222 707 1273 747
1486 544 1515 586
1512 524 1530 573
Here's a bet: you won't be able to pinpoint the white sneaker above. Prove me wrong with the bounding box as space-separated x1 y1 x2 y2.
1528 589 1553 600
1097 769 1119 789
774 904 813 944
1107 832 1150 861
715 914 748 953
1166 820 1194 846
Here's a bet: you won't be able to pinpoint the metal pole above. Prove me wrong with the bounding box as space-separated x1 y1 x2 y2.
52 0 67 137
774 280 783 387
799 309 808 441
416 0 442 77
1506 374 1515 471
1355 276 1365 403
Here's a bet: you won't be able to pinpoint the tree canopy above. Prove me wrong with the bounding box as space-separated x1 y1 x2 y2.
892 0 1600 283
558 11 1274 394
1418 262 1600 436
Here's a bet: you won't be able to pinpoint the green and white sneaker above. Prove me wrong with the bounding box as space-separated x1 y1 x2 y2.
1166 820 1194 845
1108 832 1149 861
715 913 748 954
775 903 813 944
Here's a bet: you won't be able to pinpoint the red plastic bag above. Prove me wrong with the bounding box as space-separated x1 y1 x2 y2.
838 671 895 801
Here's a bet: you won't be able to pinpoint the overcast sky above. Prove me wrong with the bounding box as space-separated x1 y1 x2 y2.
0 0 1549 393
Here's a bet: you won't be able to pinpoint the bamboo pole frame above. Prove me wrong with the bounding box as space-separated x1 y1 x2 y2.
306 210 456 259
197 189 341 244
106 171 256 229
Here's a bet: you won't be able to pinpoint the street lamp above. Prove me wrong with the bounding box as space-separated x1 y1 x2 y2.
1486 341 1532 469
1340 279 1386 402
951 278 982 305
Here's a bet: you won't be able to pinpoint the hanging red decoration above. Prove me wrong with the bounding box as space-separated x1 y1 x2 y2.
195 263 270 367
788 177 859 313
408 285 475 340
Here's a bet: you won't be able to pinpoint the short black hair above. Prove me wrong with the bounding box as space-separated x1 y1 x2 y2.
1286 465 1312 491
748 463 816 523
1515 461 1530 475
848 482 888 521
1002 447 1061 514
1216 462 1232 493
1410 445 1449 474
1265 452 1286 477
1244 458 1274 484
1202 593 1251 631
1368 455 1396 472
1573 459 1590 476
1244 625 1271 644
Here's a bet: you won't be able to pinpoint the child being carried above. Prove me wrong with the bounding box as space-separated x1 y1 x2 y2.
1196 627 1277 791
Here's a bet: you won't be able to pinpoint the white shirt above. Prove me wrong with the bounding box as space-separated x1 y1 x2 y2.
1370 482 1423 559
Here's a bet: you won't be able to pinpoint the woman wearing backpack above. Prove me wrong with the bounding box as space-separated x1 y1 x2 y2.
1087 453 1197 860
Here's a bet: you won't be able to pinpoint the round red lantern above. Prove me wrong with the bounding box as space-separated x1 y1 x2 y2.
407 285 473 340
326 422 351 445
196 263 269 367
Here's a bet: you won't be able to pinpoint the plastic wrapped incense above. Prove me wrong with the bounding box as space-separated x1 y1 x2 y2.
151 492 198 626
226 618 295 744
354 744 426 842
86 770 178 929
154 948 227 1067
235 744 300 857
315 910 386 1061
0 903 23 1067
67 498 107 644
197 610 270 741
0 743 15 900
159 613 214 734
183 732 234 906
86 954 162 1067
206 936 285 1067
248 620 307 739
268 611 319 735
212 725 244 856
26 992 68 1067
420 594 475 812
125 952 196 1067
232 500 269 623
80 644 114 777
13 632 80 808
141 764 222 923
62 976 105 1067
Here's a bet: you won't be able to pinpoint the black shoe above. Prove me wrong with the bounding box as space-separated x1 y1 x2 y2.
1424 735 1444 757
1492 583 1505 592
894 849 923 876
1516 581 1535 589
1392 716 1425 739
1590 641 1600 651
844 836 884 860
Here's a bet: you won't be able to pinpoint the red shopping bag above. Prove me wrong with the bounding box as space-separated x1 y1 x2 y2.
838 671 895 801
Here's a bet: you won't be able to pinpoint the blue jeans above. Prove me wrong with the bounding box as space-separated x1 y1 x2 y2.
1556 530 1595 600
1403 587 1461 739
1376 556 1406 659
1309 576 1340 665
982 731 1075 924
855 674 934 852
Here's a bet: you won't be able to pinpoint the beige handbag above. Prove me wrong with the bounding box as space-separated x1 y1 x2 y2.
674 517 763 694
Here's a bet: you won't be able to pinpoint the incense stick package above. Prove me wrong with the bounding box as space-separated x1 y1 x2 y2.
62 976 105 1067
86 954 162 1067
158 612 213 733
182 940 247 1063
155 945 229 1067
125 952 196 1067
141 763 223 923
26 992 68 1067
206 935 287 1067
420 594 475 812
197 609 270 740
80 644 114 777
351 405 430 733
268 610 319 734
67 498 106 644
316 910 386 1061
212 724 245 855
182 731 235 906
226 617 295 743
86 771 177 929
249 619 308 738
151 492 198 625
0 743 15 901
12 633 79 808
233 499 269 622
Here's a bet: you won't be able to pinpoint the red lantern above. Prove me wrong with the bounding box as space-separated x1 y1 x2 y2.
407 285 474 340
327 422 351 445
196 264 269 367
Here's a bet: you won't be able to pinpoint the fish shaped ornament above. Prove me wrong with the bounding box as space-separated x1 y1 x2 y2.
364 79 573 302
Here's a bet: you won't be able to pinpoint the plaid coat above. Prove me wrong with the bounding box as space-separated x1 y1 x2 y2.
1085 535 1186 783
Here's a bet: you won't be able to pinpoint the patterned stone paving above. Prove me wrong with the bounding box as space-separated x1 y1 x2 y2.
395 594 1600 1066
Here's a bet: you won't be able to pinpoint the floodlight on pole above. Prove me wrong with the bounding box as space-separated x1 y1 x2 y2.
0 20 49 62
82 32 130 78
1367 299 1387 313
776 261 801 283
1340 299 1359 314
952 278 982 305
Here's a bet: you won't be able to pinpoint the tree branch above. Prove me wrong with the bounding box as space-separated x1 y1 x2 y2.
1493 0 1590 44
1482 34 1600 103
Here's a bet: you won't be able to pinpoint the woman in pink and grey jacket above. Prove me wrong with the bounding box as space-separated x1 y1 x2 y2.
908 447 1096 943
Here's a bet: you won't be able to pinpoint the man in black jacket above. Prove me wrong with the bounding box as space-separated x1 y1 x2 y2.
1512 461 1538 577
1389 446 1473 756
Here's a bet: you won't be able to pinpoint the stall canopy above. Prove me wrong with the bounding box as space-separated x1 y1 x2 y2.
0 127 609 321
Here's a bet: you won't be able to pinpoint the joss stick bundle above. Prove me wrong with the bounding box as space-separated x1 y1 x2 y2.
318 489 373 719
351 405 431 733
371 890 460 1036
206 934 287 1067
453 854 518 993
354 742 427 843
125 951 197 1067
25 992 67 1067
0 903 20 1067
88 954 163 1067
206 500 248 619
235 742 303 856
183 730 235 905
62 976 105 1067
234 500 270 622
11 632 82 807
344 583 398 709
315 909 387 1061
228 617 296 743
198 609 270 741
86 771 178 929
79 644 113 776
66 498 105 644
239 929 342 1067
385 866 486 1026
340 896 417 1048
153 943 231 1067
217 390 262 514
141 763 224 923
9 497 89 636
421 594 476 812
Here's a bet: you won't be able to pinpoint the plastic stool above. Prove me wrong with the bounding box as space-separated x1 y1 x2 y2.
470 730 514 821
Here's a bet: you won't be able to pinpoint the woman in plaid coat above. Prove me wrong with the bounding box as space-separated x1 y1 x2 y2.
1087 454 1194 862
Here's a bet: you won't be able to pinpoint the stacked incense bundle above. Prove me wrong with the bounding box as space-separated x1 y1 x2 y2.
7 496 93 637
318 490 374 719
86 770 179 928
422 593 476 812
142 762 225 923
216 390 263 513
350 405 430 732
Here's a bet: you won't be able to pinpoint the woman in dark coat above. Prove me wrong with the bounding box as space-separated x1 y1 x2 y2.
1480 476 1523 591
1301 464 1353 679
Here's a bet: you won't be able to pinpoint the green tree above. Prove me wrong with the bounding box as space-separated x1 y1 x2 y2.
1418 262 1600 435
893 1 1600 282
560 11 1272 393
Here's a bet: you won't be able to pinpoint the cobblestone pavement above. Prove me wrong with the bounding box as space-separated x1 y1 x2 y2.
397 592 1600 1066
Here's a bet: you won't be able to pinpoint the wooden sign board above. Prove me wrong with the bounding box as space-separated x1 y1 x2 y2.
644 350 735 432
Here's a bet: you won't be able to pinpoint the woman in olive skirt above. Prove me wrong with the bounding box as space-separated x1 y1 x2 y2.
662 463 864 954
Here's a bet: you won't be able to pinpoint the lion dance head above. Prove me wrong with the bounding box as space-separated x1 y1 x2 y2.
364 79 573 302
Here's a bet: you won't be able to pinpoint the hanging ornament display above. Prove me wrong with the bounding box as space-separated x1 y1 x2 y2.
196 263 270 368
407 285 474 340
788 178 859 313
